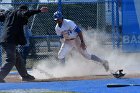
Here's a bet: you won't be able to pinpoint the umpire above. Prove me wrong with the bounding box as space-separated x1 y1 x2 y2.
0 5 48 82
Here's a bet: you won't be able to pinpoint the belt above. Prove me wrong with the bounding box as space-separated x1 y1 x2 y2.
66 38 75 40
66 36 78 40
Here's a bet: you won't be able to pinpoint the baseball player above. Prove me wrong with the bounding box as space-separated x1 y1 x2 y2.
53 11 109 72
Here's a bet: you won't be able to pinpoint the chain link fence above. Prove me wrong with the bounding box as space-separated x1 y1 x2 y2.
0 0 119 68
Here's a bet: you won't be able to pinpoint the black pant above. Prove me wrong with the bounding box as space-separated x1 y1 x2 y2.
0 43 28 79
20 45 31 65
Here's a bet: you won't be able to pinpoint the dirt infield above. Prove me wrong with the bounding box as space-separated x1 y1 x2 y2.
4 73 140 83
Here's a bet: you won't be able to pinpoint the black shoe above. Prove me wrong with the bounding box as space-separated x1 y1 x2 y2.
0 79 5 83
22 74 35 81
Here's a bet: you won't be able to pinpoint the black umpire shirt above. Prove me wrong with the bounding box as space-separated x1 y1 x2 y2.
0 9 41 45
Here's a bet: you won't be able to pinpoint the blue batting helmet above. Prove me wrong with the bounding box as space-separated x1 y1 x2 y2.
53 11 63 20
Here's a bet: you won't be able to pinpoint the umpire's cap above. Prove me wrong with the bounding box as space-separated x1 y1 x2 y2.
53 11 63 20
19 5 28 10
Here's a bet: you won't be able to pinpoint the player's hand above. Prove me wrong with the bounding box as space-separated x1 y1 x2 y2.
80 42 87 50
60 38 65 43
40 7 48 12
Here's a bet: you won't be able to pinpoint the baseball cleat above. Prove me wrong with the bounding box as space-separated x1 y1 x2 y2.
22 74 35 81
102 60 109 72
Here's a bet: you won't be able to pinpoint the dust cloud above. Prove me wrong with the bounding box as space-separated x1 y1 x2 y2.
31 29 140 79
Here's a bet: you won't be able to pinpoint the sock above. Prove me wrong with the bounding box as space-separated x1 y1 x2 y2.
91 55 104 63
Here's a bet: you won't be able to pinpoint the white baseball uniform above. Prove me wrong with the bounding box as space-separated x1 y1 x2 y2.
55 19 92 60
55 19 109 71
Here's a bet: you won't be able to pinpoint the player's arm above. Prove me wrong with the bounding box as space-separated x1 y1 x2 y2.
74 27 86 50
23 7 48 18
0 11 6 22
69 20 86 49
55 27 65 43
69 21 83 42
59 35 65 43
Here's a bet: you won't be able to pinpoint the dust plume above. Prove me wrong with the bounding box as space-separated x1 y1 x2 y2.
31 29 140 79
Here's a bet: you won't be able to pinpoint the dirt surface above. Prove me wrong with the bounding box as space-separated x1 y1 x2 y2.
4 74 140 83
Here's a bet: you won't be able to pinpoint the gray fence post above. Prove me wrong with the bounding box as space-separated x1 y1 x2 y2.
112 0 115 48
58 0 62 12
0 22 3 66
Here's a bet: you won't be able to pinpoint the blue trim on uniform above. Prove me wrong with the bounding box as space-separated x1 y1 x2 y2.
74 27 81 33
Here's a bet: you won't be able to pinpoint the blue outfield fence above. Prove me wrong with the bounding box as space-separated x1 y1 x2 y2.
122 0 140 52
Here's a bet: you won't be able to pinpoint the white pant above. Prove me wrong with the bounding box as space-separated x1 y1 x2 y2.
58 37 91 60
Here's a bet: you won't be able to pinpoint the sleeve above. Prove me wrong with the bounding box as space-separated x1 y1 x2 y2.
22 10 41 18
69 20 81 33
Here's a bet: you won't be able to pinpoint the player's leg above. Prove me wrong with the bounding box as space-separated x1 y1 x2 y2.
15 50 35 81
74 37 109 71
20 45 31 65
79 49 109 71
58 40 73 65
91 55 109 72
0 43 16 82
